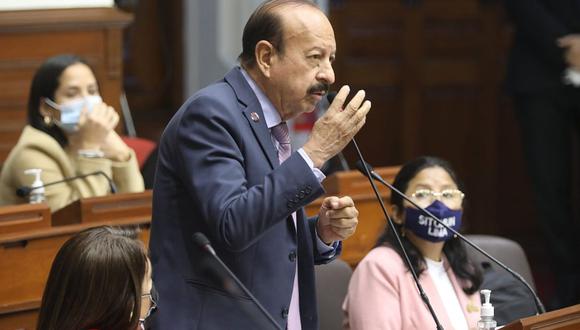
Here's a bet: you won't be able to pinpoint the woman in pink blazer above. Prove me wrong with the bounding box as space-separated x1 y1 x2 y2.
343 156 483 329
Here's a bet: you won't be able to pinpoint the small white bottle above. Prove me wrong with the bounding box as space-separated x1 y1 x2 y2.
24 168 45 204
478 289 497 330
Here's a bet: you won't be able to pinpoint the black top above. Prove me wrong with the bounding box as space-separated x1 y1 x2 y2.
505 0 580 93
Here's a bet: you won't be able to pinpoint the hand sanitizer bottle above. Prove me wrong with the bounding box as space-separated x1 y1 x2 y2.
478 289 497 330
24 168 45 204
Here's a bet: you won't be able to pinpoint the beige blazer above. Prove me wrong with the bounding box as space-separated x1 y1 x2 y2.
343 246 482 330
0 125 144 211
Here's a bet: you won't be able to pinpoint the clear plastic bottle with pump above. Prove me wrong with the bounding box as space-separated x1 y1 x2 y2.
24 168 45 204
478 289 497 330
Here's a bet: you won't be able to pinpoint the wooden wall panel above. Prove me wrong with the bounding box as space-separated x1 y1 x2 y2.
329 0 553 298
123 0 183 140
330 0 506 235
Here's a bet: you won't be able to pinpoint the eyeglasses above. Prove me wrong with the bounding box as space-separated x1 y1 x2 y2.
410 188 465 208
139 286 158 329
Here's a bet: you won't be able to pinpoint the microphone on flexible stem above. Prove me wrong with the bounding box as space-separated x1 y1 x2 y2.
354 160 546 315
16 170 117 197
192 233 283 330
327 91 443 329
351 140 444 330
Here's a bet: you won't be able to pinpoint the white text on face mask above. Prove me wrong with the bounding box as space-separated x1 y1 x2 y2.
418 215 456 238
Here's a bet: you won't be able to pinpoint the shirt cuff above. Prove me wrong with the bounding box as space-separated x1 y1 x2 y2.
297 148 326 183
314 225 338 256
564 67 580 86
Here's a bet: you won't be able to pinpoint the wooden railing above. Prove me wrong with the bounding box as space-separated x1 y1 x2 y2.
0 166 399 329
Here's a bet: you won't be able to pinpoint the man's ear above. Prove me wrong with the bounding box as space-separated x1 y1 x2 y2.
255 40 276 78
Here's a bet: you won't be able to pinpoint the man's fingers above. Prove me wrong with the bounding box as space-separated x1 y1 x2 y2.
558 35 580 46
326 208 359 222
345 90 366 114
322 196 341 210
328 216 358 229
558 37 570 47
323 196 354 210
327 85 350 114
358 100 372 117
331 226 357 239
353 99 371 126
337 196 354 208
351 100 371 123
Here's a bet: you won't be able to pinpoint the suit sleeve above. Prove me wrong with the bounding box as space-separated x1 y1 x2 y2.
505 0 570 67
343 250 402 330
175 95 324 252
307 216 342 264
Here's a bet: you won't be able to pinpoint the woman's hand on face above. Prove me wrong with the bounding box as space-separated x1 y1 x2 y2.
76 102 119 150
101 131 132 162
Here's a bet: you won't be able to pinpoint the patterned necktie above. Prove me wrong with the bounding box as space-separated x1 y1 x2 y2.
271 122 291 163
272 121 301 329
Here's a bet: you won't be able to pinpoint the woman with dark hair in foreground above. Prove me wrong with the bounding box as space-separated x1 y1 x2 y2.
343 156 482 329
37 226 155 330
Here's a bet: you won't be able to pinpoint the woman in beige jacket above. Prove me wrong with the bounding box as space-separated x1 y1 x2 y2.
0 54 144 211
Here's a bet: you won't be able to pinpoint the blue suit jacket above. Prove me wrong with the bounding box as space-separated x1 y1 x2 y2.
149 67 340 329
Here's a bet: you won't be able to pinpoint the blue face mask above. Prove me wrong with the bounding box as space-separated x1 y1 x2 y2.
45 95 102 133
404 200 462 242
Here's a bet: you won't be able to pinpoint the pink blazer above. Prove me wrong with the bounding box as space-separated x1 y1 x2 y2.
343 246 481 330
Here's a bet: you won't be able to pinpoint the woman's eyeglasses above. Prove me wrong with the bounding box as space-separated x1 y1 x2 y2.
139 286 158 329
410 188 465 208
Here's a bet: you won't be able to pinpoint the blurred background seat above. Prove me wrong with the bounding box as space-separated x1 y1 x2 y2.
315 258 353 330
465 234 535 289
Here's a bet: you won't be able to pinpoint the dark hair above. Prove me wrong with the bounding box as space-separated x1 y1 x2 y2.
376 156 482 295
37 226 149 330
27 54 92 147
238 0 319 68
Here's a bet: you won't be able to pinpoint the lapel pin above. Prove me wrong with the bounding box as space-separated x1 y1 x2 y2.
250 112 260 122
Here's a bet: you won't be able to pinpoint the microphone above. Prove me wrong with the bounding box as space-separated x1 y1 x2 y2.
192 233 283 330
327 91 444 329
16 171 117 197
355 160 546 315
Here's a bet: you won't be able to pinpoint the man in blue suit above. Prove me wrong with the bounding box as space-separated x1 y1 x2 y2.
149 0 371 329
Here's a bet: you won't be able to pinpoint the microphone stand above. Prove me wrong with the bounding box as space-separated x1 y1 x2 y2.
192 233 283 330
351 138 444 330
355 158 546 315
17 170 117 197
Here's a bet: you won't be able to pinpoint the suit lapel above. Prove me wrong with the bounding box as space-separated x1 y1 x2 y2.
224 68 279 169
242 108 279 169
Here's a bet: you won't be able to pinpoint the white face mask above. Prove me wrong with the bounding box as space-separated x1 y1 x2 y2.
45 95 102 133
